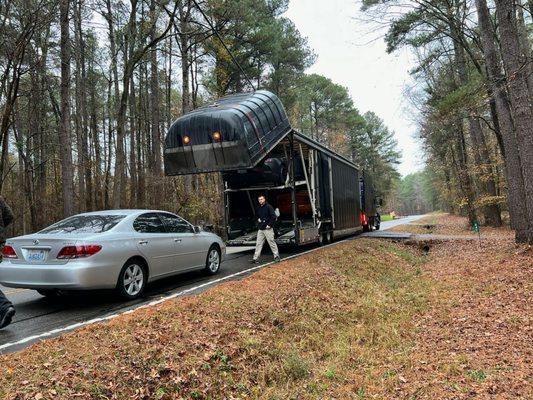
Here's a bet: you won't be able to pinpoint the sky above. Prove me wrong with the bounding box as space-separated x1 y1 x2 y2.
285 0 424 176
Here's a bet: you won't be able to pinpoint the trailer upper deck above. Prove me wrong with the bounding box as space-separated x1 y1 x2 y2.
164 90 291 175
164 90 359 175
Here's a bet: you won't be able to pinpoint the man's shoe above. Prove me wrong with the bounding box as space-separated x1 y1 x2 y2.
0 306 15 329
250 259 258 264
274 256 281 263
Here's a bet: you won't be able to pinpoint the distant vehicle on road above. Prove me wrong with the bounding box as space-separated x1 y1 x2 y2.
164 90 381 247
0 210 225 300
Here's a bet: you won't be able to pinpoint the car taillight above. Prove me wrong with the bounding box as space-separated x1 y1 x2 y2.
57 245 102 259
2 245 18 259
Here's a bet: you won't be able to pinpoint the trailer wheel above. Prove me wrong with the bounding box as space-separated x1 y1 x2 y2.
374 215 381 231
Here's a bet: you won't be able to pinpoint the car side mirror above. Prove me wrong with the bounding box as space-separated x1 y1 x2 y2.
193 226 201 234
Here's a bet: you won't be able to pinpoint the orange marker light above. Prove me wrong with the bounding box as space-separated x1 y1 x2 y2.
213 131 222 142
183 135 191 145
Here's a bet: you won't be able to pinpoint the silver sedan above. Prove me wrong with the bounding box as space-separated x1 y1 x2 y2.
0 210 226 299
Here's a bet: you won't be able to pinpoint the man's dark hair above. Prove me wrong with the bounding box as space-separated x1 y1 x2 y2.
257 194 266 200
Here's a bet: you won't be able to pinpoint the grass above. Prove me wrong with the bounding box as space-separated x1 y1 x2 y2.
380 213 394 222
0 239 432 399
2 231 529 399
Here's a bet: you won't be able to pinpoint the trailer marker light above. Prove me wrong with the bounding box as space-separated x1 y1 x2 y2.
183 135 191 145
213 131 222 142
360 212 368 226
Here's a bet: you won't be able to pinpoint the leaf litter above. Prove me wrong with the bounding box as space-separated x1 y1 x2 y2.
0 219 530 399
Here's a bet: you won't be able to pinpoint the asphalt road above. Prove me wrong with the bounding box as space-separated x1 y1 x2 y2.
0 215 424 353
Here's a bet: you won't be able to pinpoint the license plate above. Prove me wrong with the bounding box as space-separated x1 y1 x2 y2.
27 249 47 262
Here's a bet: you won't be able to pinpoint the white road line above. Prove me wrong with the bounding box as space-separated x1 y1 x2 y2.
0 238 348 352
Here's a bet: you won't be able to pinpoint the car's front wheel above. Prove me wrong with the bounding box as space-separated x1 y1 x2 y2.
117 260 147 300
205 246 221 275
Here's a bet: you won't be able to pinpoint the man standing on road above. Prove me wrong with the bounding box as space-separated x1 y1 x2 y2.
0 196 15 329
251 194 281 264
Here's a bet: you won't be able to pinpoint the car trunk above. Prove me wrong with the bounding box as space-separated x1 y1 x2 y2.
6 233 95 265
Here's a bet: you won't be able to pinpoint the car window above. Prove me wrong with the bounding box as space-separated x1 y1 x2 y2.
159 213 194 233
133 213 166 233
40 215 125 234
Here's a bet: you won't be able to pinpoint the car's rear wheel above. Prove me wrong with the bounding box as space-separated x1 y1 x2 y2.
205 246 221 275
117 260 147 300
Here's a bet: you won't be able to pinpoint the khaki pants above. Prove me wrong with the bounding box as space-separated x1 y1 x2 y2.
253 228 279 260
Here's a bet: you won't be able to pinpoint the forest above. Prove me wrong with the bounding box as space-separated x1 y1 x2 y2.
2 0 532 244
0 0 400 237
363 0 533 243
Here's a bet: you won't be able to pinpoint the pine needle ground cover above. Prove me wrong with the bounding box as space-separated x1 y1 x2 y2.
0 236 530 399
389 213 514 237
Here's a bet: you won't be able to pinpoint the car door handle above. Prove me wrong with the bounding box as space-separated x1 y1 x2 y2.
174 238 182 243
138 240 149 245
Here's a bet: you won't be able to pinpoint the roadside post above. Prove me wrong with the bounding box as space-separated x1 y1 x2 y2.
472 220 481 248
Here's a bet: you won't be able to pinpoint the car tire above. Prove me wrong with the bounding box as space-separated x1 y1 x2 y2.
116 260 147 300
205 245 221 275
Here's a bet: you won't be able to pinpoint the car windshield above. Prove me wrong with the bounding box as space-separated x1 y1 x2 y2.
39 215 126 234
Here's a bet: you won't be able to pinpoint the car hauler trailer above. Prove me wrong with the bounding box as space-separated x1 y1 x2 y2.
164 90 379 246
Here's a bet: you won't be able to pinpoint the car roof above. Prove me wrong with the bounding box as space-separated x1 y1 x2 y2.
75 209 177 217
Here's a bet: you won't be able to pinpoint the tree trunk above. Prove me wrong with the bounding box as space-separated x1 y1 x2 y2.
150 0 162 176
178 1 193 192
450 15 501 226
89 65 102 210
166 34 172 128
29 32 49 229
129 76 138 206
475 0 529 240
453 128 477 225
496 0 533 242
516 0 533 99
59 0 75 217
74 11 86 212
76 0 92 211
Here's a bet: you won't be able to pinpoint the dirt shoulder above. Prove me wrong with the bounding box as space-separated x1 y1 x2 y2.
0 234 530 399
389 213 514 238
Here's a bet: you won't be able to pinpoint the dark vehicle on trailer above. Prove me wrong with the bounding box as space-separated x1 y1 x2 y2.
164 90 380 247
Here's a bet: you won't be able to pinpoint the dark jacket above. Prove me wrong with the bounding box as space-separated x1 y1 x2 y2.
0 196 14 243
257 203 276 230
